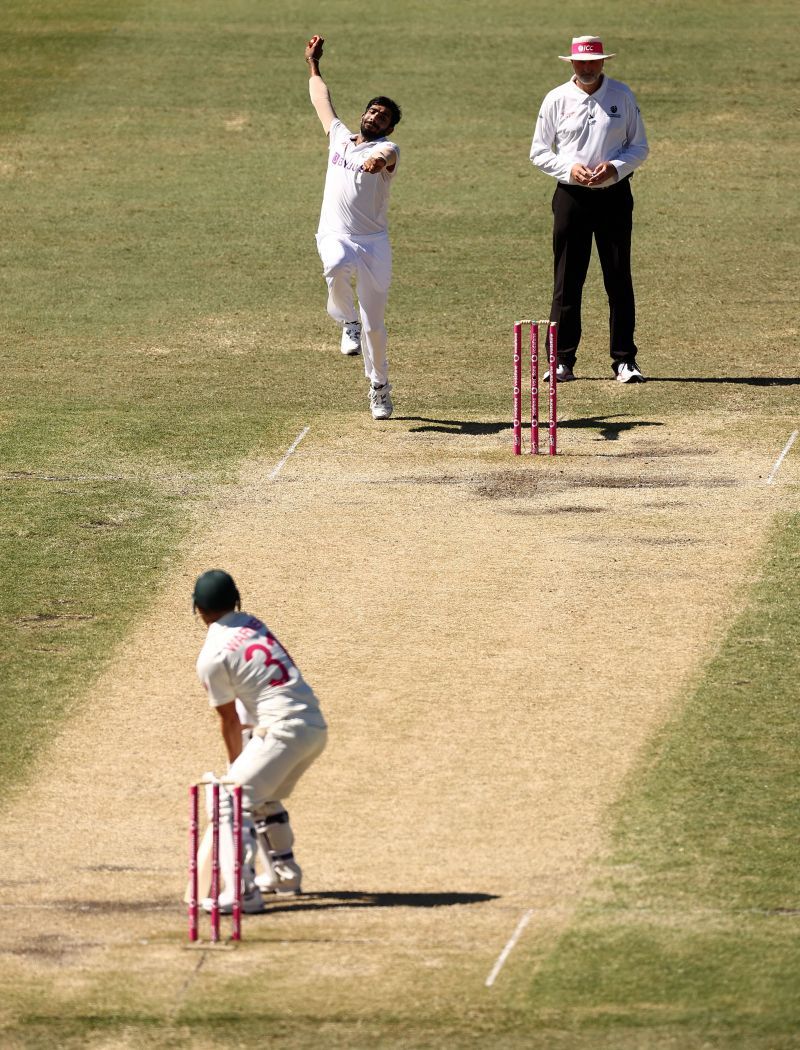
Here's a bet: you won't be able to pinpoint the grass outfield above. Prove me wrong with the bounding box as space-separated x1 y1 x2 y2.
1 0 798 1044
522 512 800 1047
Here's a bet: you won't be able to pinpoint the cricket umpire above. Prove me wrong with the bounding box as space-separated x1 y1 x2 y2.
531 35 649 383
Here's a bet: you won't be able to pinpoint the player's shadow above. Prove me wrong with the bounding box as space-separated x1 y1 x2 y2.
561 414 664 441
398 417 507 436
400 415 663 442
648 376 800 386
262 890 498 915
577 375 800 386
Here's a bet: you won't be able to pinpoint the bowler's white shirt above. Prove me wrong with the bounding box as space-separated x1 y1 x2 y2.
318 118 399 237
196 612 326 730
530 76 648 187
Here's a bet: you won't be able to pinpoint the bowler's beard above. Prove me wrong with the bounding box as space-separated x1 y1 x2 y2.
360 122 383 141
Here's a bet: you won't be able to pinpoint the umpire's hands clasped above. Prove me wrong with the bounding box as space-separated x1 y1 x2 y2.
571 161 617 187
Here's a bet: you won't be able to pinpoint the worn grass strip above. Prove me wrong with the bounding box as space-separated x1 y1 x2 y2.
522 512 800 1044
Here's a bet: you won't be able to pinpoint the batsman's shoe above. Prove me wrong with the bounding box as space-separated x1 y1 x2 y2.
255 864 303 897
615 360 646 383
543 363 575 383
202 885 265 915
341 321 362 356
369 382 394 420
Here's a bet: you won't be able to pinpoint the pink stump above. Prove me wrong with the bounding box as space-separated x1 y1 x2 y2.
231 786 243 941
513 323 522 455
210 782 220 943
530 323 539 455
548 322 558 456
188 785 199 942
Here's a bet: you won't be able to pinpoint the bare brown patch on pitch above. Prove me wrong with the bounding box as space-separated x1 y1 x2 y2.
0 413 794 1036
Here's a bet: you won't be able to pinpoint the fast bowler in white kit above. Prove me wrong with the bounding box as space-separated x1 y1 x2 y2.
305 33 401 420
193 570 327 911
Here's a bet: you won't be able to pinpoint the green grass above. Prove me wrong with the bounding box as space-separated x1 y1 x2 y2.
0 0 798 1044
522 513 800 1044
0 469 179 784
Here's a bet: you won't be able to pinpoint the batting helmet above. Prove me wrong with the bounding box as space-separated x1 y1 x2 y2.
192 570 241 613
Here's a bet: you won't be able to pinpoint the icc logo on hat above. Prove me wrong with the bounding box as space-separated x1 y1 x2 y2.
559 35 617 62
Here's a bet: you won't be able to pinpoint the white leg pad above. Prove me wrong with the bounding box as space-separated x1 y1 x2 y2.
201 792 264 914
252 801 302 895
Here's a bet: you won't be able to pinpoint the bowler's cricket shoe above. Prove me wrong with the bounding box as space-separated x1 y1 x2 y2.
615 360 646 383
341 321 362 355
369 382 393 420
202 885 265 915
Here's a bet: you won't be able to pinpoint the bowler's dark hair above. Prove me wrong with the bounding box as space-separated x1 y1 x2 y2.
365 96 402 127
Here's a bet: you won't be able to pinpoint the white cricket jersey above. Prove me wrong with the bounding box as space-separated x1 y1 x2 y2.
196 612 326 730
317 118 399 237
530 76 648 188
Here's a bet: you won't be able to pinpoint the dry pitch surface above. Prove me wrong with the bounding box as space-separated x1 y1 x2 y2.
0 410 795 1043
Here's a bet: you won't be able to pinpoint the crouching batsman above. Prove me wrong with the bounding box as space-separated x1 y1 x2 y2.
191 569 327 914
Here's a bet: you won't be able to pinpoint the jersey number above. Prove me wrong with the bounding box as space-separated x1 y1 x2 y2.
244 641 290 687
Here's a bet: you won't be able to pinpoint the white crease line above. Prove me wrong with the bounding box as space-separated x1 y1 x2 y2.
268 427 310 481
485 908 534 988
766 429 798 485
170 952 207 1020
0 903 173 910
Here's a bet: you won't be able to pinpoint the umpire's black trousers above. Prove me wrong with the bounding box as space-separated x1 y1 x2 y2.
550 176 638 369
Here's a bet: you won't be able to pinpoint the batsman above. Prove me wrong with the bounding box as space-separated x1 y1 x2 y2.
190 570 328 913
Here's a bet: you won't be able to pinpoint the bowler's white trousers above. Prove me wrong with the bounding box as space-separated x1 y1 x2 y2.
316 230 392 386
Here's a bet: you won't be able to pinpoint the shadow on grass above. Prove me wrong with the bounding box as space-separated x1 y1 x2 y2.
654 376 800 386
397 418 507 435
263 889 498 915
578 376 800 386
400 416 663 442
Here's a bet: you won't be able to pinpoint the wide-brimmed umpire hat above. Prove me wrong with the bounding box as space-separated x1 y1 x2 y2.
559 36 616 61
192 569 241 612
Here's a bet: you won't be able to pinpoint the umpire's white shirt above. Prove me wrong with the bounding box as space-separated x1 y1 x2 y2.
196 612 326 731
530 76 648 187
318 118 400 236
